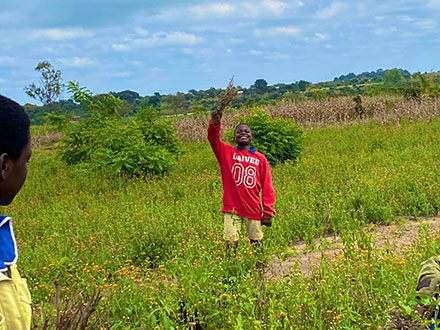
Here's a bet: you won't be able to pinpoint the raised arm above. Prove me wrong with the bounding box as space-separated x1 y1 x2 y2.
207 109 225 161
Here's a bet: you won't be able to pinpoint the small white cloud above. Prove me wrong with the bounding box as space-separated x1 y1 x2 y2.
0 78 5 84
190 3 235 18
112 43 132 51
128 60 144 67
264 52 288 60
229 38 245 44
135 28 149 37
113 31 202 51
261 0 287 15
316 2 348 19
373 26 397 35
315 32 330 41
30 28 93 41
254 26 300 38
104 71 132 78
58 57 95 68
400 15 414 22
415 19 436 30
427 0 440 9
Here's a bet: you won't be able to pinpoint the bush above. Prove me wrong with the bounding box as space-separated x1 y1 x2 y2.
229 108 304 166
60 83 181 176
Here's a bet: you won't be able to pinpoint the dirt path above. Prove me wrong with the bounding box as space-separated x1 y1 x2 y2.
267 216 440 280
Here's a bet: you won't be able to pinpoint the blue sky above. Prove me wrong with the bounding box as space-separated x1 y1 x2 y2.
1 0 440 104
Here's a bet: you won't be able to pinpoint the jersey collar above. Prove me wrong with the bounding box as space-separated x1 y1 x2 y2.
236 145 256 154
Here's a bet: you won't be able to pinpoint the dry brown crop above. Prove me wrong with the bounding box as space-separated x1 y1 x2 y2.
175 95 440 142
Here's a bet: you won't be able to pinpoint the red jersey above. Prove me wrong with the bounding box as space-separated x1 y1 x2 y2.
208 120 276 221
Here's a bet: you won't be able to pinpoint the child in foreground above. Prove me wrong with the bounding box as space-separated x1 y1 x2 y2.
207 108 276 254
0 95 32 329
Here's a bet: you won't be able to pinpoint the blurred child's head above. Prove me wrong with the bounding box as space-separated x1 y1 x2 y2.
0 95 31 205
234 123 253 146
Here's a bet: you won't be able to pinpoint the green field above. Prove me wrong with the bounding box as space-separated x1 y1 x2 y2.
4 118 440 328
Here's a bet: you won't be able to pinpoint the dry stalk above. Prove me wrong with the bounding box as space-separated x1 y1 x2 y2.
32 279 104 330
216 76 238 114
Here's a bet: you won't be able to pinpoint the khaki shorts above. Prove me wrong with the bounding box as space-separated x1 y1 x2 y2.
223 213 263 243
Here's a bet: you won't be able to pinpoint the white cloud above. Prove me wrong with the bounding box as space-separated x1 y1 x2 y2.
261 0 287 15
30 28 93 41
112 31 202 51
315 2 348 19
315 32 330 41
135 28 149 37
254 26 301 37
104 71 132 78
111 43 131 52
264 52 288 60
0 78 6 84
373 26 397 35
58 57 95 67
190 3 235 18
400 15 413 22
427 0 440 9
415 19 436 30
154 0 291 21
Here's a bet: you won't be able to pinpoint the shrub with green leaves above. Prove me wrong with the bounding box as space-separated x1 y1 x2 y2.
60 83 181 176
229 108 304 166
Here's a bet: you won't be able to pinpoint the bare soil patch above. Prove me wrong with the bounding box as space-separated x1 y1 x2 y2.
267 216 440 280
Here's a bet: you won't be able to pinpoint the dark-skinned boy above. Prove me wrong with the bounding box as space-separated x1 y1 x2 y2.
208 109 276 254
0 94 32 329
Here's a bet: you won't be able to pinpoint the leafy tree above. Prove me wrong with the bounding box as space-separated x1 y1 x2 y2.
253 79 268 94
298 80 310 92
383 68 403 88
110 90 140 103
160 93 186 115
24 61 63 110
61 83 182 176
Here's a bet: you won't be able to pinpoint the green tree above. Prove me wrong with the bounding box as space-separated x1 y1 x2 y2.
24 61 63 111
383 69 403 88
297 80 310 92
160 93 186 115
253 79 268 94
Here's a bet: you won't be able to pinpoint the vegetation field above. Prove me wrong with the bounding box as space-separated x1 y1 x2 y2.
4 117 440 328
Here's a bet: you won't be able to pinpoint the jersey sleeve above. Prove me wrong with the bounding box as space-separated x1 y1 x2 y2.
207 120 225 162
260 156 276 218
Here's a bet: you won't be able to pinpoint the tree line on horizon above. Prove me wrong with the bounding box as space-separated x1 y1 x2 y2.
23 64 440 125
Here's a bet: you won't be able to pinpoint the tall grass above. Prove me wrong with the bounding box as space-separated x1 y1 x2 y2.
3 118 440 328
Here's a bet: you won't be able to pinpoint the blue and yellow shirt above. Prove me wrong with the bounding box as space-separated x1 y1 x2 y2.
0 216 31 329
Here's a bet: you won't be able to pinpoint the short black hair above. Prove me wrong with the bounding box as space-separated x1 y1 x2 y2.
234 123 251 134
0 95 30 160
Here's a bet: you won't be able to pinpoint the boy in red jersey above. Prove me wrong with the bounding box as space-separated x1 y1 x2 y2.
208 109 276 254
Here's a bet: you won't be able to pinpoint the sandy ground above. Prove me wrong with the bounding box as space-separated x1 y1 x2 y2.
267 216 440 280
